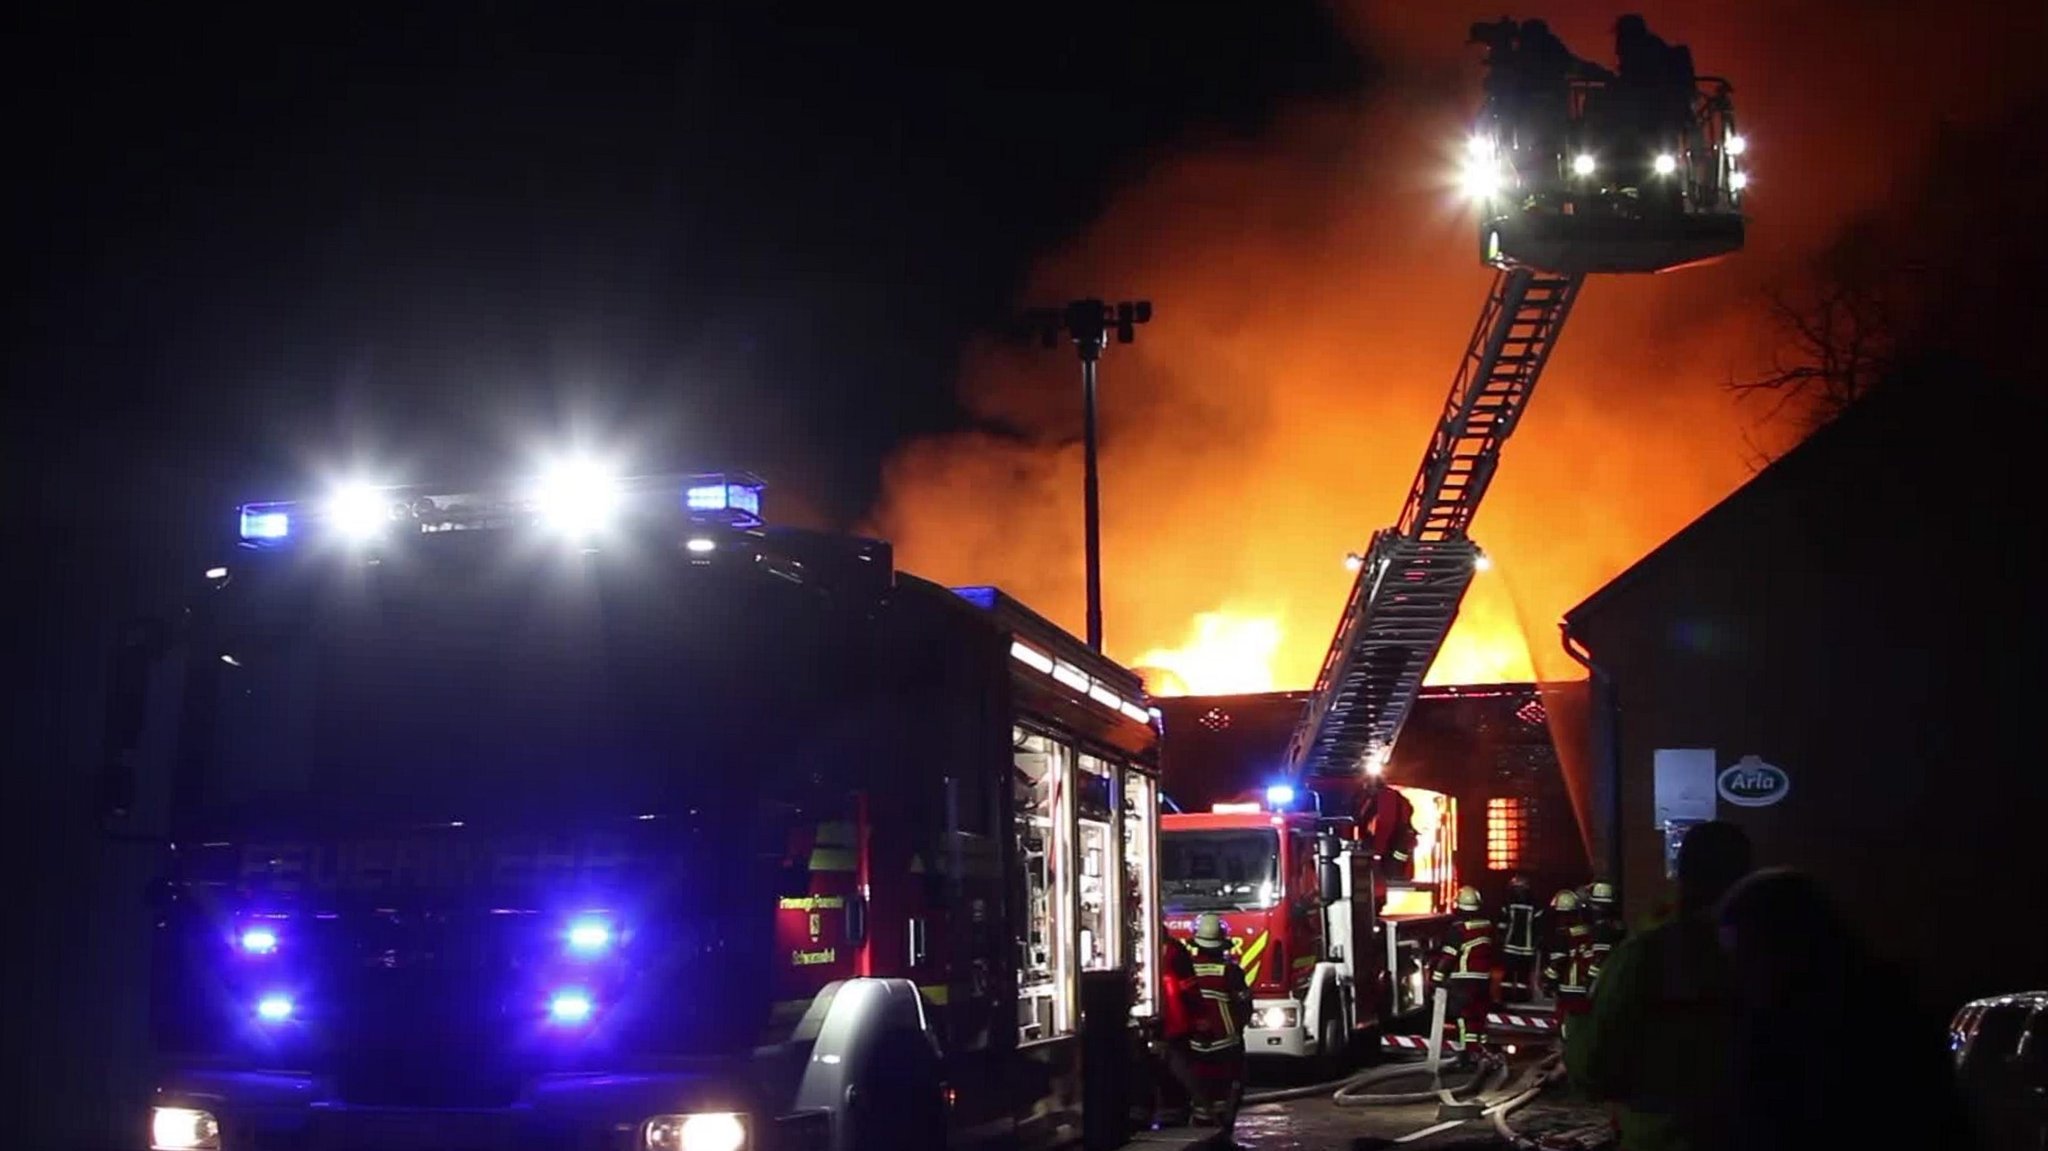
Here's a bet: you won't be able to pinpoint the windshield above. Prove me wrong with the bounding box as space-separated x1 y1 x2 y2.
1161 829 1279 912
185 536 870 829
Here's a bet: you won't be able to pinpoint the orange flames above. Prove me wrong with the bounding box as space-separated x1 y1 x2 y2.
868 1 2043 696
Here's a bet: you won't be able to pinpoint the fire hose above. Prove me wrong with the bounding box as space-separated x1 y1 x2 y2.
1241 987 1517 1108
1486 1050 1568 1148
1237 1051 1506 1107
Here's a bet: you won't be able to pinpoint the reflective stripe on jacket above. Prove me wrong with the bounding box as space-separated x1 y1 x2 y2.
1187 952 1250 1055
1436 916 1497 981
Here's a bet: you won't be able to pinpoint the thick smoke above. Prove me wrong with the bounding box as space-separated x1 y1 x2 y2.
870 0 2044 692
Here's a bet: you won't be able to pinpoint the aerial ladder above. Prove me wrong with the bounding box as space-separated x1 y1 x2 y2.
1286 54 1749 783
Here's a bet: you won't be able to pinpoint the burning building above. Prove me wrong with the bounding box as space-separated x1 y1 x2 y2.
1157 681 1590 905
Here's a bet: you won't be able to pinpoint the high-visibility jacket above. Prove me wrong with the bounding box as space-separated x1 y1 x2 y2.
1586 915 1626 982
1160 939 1199 1041
1499 897 1541 957
1541 908 1582 972
1435 916 1497 982
1187 949 1251 1056
1545 921 1593 995
1545 934 1597 998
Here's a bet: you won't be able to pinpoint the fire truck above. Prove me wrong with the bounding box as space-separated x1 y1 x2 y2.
102 467 1164 1151
1159 783 1457 1068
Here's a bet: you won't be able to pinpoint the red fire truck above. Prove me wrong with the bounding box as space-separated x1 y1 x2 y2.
104 468 1162 1151
1158 782 1457 1069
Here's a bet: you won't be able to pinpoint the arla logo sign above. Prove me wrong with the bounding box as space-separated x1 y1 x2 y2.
1717 756 1790 807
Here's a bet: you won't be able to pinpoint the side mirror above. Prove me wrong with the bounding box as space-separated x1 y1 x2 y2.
99 616 170 825
1320 861 1344 905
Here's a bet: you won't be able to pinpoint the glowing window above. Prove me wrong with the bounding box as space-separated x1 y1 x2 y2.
1486 796 1527 872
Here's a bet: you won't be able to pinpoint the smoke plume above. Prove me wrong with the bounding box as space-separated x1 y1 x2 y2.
870 0 2044 693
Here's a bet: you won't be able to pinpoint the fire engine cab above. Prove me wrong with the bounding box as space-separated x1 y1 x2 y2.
105 467 1162 1151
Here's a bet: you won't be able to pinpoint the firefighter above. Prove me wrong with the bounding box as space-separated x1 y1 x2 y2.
1150 933 1201 1126
1434 886 1497 1062
1358 776 1417 882
1584 879 1625 984
1513 18 1612 200
1185 913 1251 1140
1539 887 1583 1002
1544 919 1597 1039
1497 875 1542 1003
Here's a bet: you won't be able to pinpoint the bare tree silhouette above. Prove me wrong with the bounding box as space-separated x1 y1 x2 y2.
1730 223 1913 444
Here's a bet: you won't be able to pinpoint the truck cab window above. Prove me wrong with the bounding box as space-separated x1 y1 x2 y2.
1013 728 1071 1042
1161 830 1280 912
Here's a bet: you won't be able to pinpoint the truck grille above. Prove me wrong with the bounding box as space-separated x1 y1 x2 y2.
334 1055 525 1108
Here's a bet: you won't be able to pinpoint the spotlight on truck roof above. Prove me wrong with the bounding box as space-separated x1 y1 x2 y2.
326 482 398 542
1653 153 1677 176
1460 157 1503 201
532 457 624 537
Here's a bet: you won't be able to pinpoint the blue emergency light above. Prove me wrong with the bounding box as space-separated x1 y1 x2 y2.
1265 784 1296 808
684 482 761 518
235 471 766 548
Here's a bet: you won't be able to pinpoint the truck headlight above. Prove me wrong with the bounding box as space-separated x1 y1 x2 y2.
151 1107 220 1151
644 1112 747 1151
1251 1006 1299 1030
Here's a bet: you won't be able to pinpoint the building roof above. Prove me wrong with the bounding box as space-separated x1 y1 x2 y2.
1563 379 1902 629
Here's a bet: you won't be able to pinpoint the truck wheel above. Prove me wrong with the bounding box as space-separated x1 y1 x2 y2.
1316 1003 1349 1080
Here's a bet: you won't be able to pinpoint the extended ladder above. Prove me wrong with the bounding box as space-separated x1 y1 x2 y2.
1287 268 1583 777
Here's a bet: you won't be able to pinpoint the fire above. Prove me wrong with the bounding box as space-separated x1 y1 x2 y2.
868 4 2034 693
1134 610 1284 697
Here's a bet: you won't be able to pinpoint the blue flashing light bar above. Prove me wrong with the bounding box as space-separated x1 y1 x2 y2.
1265 784 1296 808
684 482 762 519
950 586 999 611
239 507 291 541
235 471 766 548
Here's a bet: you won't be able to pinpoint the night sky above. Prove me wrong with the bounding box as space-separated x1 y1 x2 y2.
10 2 2044 1142
15 4 1362 532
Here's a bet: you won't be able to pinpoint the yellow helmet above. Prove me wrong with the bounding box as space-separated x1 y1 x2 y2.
1589 881 1616 907
1550 889 1580 912
1455 886 1483 912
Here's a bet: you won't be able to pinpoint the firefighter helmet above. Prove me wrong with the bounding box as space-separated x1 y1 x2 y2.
1192 912 1230 951
1589 880 1616 907
1550 889 1580 912
1455 886 1483 912
1508 874 1533 899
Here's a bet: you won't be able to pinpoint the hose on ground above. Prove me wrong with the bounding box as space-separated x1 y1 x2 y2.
1239 1052 1428 1106
1240 1050 1511 1109
1488 1051 1574 1150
